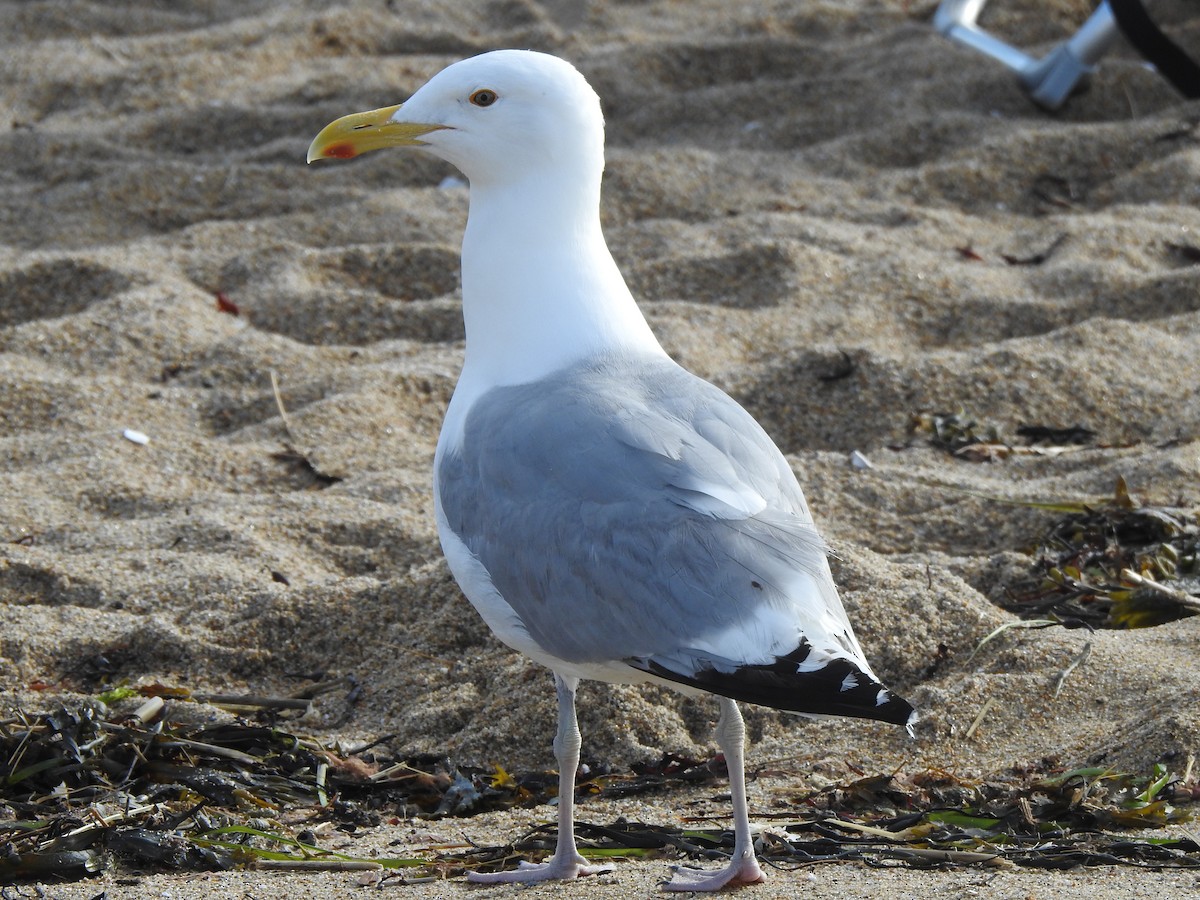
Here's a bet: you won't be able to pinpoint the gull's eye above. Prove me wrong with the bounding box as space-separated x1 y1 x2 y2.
470 89 498 107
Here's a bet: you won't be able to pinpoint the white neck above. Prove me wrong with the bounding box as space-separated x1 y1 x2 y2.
455 172 665 392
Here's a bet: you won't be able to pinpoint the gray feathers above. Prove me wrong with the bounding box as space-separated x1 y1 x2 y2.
437 353 852 672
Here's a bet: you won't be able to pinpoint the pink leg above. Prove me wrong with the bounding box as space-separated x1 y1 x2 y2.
663 697 766 891
468 674 612 884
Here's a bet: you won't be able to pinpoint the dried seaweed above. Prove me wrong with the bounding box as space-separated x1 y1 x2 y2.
2 698 1197 884
912 410 1003 457
910 412 1096 462
1005 477 1200 628
0 699 724 884
452 763 1199 876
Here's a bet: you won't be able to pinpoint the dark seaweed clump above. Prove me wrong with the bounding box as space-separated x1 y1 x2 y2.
2 693 1197 884
1005 477 1200 629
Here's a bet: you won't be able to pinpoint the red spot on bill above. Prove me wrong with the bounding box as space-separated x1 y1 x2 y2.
325 143 357 159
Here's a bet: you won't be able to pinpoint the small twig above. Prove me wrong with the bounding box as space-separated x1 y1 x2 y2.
824 818 902 840
267 371 343 486
964 698 996 740
1002 232 1068 266
316 760 329 807
270 370 299 446
289 676 356 700
893 847 1007 866
370 761 436 783
46 803 163 850
380 873 439 885
195 694 314 711
164 799 210 831
254 859 384 871
967 620 1059 665
91 35 129 64
1018 796 1037 829
156 737 261 765
345 733 398 755
1053 641 1093 699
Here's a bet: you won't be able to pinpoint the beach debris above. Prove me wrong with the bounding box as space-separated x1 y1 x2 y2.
467 763 1200 877
1 699 1196 884
814 349 855 382
1052 641 1093 698
1166 241 1200 265
1031 177 1078 212
1016 423 1096 445
911 410 1003 457
1001 233 1068 266
848 450 873 470
966 619 1066 665
130 695 165 723
913 412 1099 462
268 370 343 488
121 428 150 445
955 244 984 262
963 697 996 740
918 641 952 680
1120 569 1200 616
1005 477 1199 628
215 291 240 315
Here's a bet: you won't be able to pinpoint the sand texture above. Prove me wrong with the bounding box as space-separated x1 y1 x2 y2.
2 0 1200 896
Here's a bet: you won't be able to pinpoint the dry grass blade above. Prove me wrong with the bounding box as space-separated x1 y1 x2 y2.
195 694 314 711
966 619 1060 664
964 698 996 740
1053 641 1093 698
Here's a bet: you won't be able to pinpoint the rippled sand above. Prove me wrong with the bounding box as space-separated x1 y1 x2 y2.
2 1 1199 896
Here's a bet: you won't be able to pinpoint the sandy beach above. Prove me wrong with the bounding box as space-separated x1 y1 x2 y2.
2 0 1199 896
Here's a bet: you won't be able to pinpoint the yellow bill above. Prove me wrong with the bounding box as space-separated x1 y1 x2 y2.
306 104 447 163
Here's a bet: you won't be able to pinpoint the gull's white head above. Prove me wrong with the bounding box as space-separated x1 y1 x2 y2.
308 50 663 383
308 50 605 189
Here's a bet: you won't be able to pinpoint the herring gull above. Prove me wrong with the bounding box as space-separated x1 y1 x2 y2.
308 49 915 891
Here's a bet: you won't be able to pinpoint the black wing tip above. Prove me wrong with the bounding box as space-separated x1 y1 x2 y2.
631 643 916 728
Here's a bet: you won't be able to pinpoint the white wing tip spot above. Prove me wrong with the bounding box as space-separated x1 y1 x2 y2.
839 673 858 692
875 689 889 707
796 647 835 674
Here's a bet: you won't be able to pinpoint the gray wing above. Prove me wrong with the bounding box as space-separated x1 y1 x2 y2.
438 354 913 723
439 353 840 664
